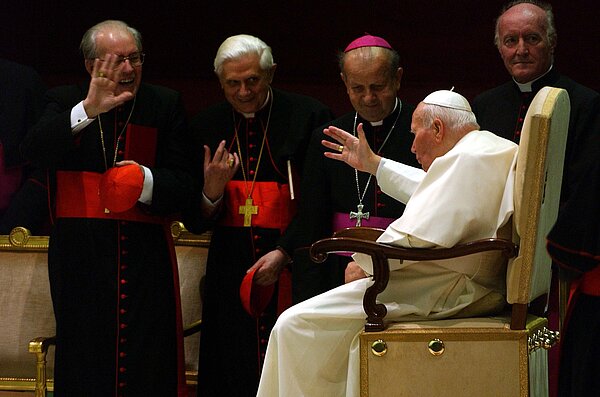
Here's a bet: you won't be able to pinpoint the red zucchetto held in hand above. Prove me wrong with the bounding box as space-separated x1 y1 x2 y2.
99 164 143 213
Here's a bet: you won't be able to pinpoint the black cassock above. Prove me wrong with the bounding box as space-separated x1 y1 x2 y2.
473 68 600 397
472 67 600 205
547 137 600 397
22 83 195 397
185 88 333 397
280 100 419 303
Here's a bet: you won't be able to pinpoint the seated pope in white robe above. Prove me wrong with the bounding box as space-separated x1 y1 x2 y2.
256 90 519 397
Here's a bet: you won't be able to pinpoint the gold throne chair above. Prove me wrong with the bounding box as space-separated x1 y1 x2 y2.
310 86 569 397
0 223 209 397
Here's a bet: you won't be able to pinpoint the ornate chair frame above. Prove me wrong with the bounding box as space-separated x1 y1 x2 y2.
0 222 209 397
310 86 569 397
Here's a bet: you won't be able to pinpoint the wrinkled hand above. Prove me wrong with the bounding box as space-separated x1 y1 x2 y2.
203 140 239 202
83 55 135 118
248 249 289 286
115 160 144 181
345 261 369 283
322 123 381 175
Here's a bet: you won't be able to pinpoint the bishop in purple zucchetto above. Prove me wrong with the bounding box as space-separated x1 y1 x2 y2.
344 34 393 52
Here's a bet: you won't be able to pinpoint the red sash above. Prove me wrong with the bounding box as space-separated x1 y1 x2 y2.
219 180 296 232
0 142 23 211
55 171 164 224
579 265 600 296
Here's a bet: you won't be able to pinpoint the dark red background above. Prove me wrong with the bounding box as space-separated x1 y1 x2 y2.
3 1 598 117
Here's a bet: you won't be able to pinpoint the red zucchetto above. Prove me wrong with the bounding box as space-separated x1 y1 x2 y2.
99 164 144 213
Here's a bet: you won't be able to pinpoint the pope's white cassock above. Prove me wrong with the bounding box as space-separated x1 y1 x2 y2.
256 129 518 397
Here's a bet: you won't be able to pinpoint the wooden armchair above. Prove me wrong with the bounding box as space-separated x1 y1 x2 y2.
310 86 569 397
0 222 209 397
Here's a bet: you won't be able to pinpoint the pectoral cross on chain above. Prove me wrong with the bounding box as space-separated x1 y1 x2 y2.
349 204 370 227
239 197 258 227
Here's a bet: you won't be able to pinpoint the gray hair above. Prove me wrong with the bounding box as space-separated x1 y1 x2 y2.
338 46 400 81
420 104 480 135
214 34 274 76
80 20 143 59
494 0 557 48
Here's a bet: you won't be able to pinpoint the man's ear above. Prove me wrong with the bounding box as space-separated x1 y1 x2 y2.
394 67 403 91
267 63 277 83
433 119 444 143
84 59 94 76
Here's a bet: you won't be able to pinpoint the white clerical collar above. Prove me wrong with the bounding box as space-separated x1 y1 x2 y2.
514 65 553 93
241 88 271 119
368 98 399 126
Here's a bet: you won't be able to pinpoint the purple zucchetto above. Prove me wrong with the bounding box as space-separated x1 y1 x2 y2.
344 34 393 52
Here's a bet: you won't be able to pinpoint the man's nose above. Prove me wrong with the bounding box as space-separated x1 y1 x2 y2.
239 82 251 96
364 89 377 103
515 39 529 55
121 59 135 72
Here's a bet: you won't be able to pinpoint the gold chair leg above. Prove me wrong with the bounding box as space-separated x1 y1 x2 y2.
29 336 56 397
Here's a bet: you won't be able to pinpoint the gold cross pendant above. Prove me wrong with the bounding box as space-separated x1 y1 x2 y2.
239 197 258 227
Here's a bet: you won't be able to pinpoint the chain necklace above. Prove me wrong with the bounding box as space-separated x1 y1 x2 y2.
350 99 402 226
98 96 137 170
232 88 273 227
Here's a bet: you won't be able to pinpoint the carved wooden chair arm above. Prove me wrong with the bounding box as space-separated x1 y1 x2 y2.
310 234 518 331
331 226 386 240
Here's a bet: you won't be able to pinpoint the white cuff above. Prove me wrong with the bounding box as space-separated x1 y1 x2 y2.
138 166 153 204
71 101 95 133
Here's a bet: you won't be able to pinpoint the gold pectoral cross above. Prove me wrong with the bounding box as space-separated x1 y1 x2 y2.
239 197 258 227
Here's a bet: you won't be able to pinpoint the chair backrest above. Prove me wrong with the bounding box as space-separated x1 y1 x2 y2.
0 228 54 390
0 224 210 392
507 87 570 313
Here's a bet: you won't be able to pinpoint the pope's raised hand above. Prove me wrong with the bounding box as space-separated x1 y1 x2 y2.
322 123 381 175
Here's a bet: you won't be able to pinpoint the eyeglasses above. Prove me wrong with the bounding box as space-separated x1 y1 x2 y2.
96 52 145 69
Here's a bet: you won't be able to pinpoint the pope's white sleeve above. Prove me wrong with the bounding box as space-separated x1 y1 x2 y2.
375 158 425 204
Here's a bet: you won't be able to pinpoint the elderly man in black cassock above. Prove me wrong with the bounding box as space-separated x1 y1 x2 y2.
184 34 333 397
251 34 420 304
21 20 195 396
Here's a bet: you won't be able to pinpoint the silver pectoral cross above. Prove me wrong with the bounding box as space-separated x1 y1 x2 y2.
349 204 370 227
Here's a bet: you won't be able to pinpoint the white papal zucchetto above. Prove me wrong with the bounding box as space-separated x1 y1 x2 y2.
423 89 472 112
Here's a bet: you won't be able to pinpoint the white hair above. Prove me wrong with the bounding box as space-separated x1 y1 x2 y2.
213 34 274 76
421 104 480 134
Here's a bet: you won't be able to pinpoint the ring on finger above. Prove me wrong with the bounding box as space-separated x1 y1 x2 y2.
337 145 344 153
97 72 106 78
227 157 234 167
